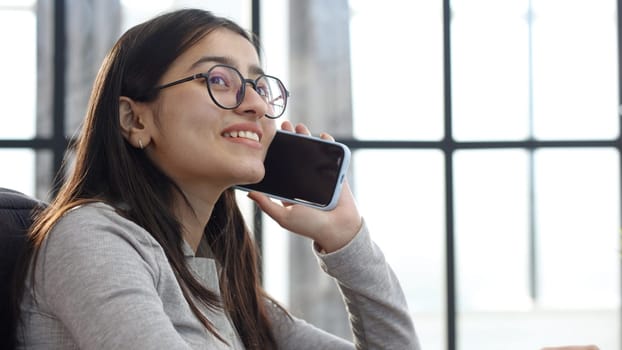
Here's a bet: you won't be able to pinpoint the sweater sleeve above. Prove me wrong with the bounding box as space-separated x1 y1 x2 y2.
32 206 198 350
268 220 421 350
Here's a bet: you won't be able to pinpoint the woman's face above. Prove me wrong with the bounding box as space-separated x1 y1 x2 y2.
143 28 277 195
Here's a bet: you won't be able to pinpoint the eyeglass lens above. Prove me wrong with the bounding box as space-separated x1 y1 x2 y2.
206 65 287 118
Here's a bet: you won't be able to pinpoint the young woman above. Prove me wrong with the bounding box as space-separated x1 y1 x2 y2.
14 8 419 350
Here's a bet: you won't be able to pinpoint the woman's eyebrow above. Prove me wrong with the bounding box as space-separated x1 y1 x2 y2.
190 55 265 75
190 55 232 69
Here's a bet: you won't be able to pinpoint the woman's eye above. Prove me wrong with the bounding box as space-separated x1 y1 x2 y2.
208 75 228 87
255 83 269 97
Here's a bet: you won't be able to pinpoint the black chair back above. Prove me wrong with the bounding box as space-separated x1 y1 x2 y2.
0 188 45 350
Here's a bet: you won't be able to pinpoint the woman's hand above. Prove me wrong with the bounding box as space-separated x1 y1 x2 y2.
248 121 362 253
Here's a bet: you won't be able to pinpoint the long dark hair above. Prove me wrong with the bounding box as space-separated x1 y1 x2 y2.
16 9 279 349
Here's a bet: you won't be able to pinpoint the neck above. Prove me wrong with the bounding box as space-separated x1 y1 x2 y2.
173 188 220 253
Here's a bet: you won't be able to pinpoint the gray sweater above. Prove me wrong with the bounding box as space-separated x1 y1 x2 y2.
17 202 420 349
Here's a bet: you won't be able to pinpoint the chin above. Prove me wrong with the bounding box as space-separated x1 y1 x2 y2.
237 166 265 185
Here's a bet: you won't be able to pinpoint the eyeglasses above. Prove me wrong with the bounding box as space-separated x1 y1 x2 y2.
153 64 289 119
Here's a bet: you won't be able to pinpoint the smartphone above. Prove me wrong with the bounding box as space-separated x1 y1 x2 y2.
236 130 351 210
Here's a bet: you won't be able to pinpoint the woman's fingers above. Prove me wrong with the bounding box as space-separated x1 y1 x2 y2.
294 123 311 135
280 120 295 132
247 192 287 223
280 121 326 140
319 132 335 141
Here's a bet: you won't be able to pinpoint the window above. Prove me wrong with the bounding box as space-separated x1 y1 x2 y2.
349 0 620 349
2 1 619 349
0 0 37 196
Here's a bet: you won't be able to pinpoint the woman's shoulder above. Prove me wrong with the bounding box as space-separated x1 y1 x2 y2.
26 203 173 327
47 201 163 256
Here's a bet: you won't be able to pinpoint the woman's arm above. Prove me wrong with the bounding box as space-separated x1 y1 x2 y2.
262 221 419 350
319 220 419 349
250 121 419 349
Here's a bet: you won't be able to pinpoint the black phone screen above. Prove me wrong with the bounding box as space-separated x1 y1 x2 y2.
241 131 348 207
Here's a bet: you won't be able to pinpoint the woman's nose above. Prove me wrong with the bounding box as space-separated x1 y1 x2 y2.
234 82 269 119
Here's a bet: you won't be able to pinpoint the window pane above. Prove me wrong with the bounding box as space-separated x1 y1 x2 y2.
353 149 446 349
535 148 620 308
455 148 620 349
0 149 36 196
532 1 618 140
349 1 444 141
451 0 619 142
532 148 620 349
451 0 531 141
0 9 36 139
454 149 531 311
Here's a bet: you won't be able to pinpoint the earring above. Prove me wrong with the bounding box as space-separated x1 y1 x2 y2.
138 139 144 149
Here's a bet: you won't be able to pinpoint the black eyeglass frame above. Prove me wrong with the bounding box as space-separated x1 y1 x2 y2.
153 64 290 119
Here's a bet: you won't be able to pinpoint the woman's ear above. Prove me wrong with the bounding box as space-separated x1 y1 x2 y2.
119 96 150 149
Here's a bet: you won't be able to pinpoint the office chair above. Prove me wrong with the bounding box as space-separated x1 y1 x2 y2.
0 188 45 350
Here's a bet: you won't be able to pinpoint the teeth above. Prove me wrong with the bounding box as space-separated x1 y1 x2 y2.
224 131 259 142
